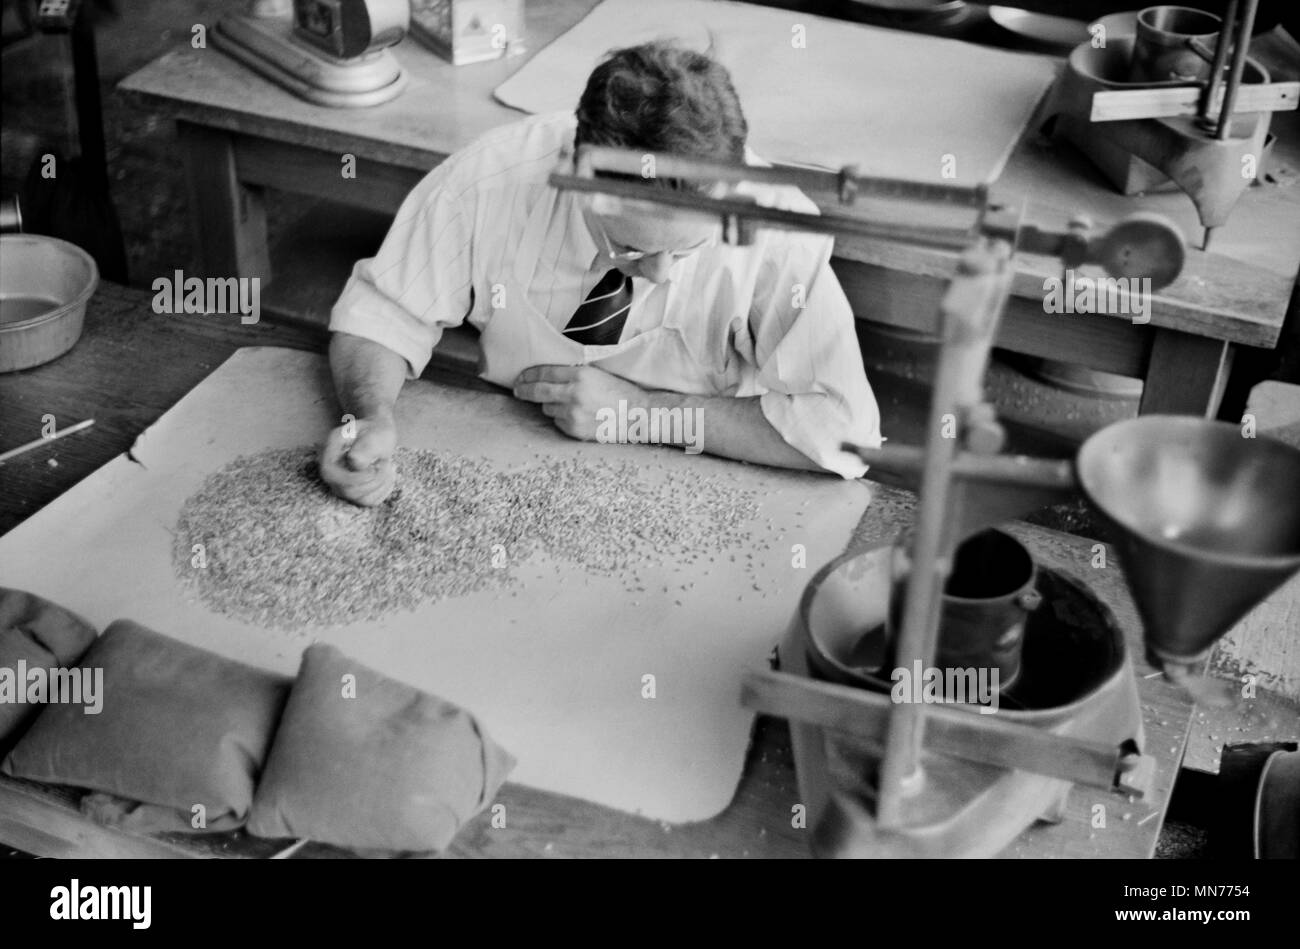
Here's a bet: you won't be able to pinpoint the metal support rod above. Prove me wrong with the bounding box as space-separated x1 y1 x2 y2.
873 238 1019 829
550 170 979 250
571 144 988 209
872 364 959 826
1217 0 1259 141
1199 0 1238 124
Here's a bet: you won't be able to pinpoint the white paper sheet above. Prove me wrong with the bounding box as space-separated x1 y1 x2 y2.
0 347 871 821
493 0 1059 183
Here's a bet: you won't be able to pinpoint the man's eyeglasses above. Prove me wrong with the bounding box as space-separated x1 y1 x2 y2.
595 219 713 263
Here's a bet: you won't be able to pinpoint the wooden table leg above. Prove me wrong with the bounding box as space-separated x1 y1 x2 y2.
1139 329 1235 417
177 121 270 282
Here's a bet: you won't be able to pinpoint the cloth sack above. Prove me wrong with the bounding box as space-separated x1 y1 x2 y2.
0 587 98 750
2 619 290 832
248 643 515 853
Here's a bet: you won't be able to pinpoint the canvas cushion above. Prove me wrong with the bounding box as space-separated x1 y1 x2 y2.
0 587 98 750
2 619 290 832
247 643 515 853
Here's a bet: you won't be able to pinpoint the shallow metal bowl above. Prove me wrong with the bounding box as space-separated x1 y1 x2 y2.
0 234 98 373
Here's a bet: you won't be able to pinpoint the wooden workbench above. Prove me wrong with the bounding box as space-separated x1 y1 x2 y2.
0 282 1195 858
115 0 1300 418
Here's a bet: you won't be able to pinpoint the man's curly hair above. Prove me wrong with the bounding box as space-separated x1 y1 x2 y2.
575 41 748 192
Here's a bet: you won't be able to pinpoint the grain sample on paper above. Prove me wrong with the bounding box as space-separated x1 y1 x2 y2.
173 446 763 631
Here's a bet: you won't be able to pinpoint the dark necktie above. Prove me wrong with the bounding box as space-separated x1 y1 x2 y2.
564 269 633 346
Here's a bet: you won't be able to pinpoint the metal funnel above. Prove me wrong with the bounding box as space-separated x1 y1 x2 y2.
1077 416 1300 671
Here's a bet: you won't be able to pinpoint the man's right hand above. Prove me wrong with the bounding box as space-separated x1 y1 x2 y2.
319 412 398 507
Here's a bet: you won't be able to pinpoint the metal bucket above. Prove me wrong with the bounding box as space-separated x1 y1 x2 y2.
894 528 1040 692
821 529 1040 694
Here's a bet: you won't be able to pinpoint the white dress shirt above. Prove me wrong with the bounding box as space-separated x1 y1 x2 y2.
330 111 882 477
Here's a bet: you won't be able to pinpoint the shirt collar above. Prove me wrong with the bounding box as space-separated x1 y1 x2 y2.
562 191 605 273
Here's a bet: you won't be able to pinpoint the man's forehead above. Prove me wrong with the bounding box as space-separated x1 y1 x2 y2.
591 195 721 251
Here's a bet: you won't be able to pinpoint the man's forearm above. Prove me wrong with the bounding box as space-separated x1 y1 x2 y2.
329 332 408 420
647 390 822 472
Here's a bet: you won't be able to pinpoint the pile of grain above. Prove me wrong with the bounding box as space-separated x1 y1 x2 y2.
173 446 761 630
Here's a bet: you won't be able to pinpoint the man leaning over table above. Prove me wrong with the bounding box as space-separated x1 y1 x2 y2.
320 40 881 505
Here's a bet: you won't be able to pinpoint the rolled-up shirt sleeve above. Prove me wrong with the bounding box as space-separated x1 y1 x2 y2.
749 225 883 479
329 171 474 379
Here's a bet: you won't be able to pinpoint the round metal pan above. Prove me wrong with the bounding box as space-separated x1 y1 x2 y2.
0 234 98 373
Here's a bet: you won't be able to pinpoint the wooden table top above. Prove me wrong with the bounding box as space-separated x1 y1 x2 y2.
124 0 597 173
117 0 1300 347
0 282 1194 858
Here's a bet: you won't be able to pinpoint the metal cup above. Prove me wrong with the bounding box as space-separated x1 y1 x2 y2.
1130 6 1221 84
886 528 1041 694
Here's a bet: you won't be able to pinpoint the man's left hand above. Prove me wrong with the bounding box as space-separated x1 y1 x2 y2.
513 365 646 441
